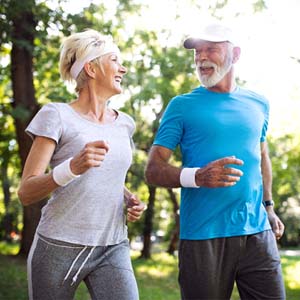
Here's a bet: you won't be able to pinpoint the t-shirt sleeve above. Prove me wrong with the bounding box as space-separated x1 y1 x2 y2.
121 112 136 150
25 103 62 144
128 116 136 150
260 98 269 142
153 97 183 150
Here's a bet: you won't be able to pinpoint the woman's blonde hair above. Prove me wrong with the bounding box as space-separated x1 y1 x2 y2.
59 29 110 92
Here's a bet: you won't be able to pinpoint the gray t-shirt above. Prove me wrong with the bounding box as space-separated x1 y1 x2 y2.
26 102 135 246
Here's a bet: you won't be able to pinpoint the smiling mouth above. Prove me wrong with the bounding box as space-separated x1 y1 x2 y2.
199 67 214 76
115 76 122 83
200 67 214 72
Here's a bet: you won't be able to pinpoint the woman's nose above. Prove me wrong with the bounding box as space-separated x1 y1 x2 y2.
120 65 127 74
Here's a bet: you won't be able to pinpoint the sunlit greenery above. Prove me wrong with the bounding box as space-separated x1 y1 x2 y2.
0 241 19 255
281 256 300 293
0 3 299 300
0 243 299 300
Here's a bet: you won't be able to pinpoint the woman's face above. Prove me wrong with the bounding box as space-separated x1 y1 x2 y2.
95 53 127 96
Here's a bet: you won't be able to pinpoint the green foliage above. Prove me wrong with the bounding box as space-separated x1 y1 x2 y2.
0 59 22 240
281 255 300 298
0 0 300 253
269 134 300 247
0 249 299 300
0 255 28 300
132 251 180 300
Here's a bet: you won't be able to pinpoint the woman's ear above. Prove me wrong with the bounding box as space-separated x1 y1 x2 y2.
83 62 97 79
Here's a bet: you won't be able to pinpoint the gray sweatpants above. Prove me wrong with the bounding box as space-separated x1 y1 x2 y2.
27 234 139 300
179 230 285 300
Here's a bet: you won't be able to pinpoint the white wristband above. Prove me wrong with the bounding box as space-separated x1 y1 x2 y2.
180 168 200 188
52 157 80 187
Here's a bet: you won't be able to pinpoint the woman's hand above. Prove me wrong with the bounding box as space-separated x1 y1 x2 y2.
70 140 109 175
125 194 147 222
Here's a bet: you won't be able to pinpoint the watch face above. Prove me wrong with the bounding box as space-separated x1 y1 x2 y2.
263 200 274 207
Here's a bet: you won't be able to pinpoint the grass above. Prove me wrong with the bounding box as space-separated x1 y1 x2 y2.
0 242 299 300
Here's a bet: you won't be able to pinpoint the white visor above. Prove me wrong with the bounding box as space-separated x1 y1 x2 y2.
70 41 120 79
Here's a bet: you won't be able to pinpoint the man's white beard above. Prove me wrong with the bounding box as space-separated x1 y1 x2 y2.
197 54 233 88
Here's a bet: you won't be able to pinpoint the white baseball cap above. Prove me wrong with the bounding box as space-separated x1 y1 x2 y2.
184 23 237 49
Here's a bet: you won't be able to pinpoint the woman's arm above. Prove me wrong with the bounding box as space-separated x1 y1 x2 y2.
18 137 110 206
18 136 58 206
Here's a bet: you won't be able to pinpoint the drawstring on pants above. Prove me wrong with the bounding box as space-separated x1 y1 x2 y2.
63 246 96 286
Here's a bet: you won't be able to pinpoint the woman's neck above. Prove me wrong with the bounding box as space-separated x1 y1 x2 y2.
70 89 117 124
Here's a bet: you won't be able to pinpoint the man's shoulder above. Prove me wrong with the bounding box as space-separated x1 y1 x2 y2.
237 87 268 103
171 87 203 102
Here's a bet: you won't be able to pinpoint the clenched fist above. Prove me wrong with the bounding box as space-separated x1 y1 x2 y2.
70 140 110 175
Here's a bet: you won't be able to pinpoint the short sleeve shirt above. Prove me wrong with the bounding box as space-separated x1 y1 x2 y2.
154 86 271 240
26 103 135 246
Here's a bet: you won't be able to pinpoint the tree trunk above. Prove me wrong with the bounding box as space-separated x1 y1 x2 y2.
167 188 180 255
1 155 13 241
10 0 46 257
140 185 156 259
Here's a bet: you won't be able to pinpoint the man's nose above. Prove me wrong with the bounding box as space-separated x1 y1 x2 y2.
195 50 208 62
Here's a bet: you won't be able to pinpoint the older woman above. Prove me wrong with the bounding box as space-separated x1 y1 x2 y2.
18 29 145 300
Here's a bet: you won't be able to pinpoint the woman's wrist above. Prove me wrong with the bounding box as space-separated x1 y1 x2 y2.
52 157 80 186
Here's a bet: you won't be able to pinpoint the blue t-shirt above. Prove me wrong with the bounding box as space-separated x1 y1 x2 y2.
154 86 271 240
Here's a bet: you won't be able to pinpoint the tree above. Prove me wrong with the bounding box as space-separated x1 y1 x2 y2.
0 0 274 258
0 0 46 256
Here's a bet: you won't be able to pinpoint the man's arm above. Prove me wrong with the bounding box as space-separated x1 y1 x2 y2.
261 141 273 200
145 145 181 188
145 145 244 188
261 141 284 240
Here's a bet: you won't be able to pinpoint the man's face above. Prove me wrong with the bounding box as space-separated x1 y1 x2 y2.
193 41 233 88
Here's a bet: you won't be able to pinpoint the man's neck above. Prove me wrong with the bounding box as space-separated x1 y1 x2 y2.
206 82 236 93
206 68 236 93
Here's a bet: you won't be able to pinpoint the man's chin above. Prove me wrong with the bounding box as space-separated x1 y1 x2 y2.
200 77 219 88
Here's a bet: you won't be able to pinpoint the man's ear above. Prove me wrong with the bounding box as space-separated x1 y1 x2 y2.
232 46 241 64
83 62 96 79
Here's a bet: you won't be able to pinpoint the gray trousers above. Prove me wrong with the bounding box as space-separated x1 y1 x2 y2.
179 230 285 300
27 234 139 300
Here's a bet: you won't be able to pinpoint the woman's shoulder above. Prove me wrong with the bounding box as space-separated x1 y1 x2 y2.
38 102 69 113
116 110 136 134
117 110 135 124
43 101 70 110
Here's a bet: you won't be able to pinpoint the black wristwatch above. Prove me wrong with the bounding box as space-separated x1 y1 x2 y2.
263 200 274 207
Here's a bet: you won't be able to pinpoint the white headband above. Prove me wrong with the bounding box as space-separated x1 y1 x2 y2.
70 41 120 79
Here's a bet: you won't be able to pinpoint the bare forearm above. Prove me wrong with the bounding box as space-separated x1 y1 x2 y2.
145 146 244 188
18 173 58 206
145 160 181 188
145 146 181 188
261 142 272 200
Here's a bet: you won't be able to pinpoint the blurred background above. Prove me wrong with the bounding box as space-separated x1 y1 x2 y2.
0 0 299 299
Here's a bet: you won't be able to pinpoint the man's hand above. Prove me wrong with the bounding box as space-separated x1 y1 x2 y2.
266 207 285 240
195 156 244 187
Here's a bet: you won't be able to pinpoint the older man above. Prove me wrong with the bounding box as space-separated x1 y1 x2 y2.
145 23 285 300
